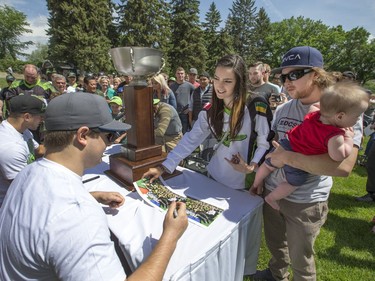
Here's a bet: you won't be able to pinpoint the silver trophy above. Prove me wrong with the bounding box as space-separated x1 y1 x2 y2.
108 47 179 187
110 47 164 86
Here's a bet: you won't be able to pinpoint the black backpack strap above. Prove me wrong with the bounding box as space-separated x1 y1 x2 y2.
246 94 274 165
204 103 220 139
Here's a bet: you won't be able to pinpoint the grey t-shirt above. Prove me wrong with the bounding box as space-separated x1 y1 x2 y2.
170 81 195 114
250 82 281 102
264 98 362 203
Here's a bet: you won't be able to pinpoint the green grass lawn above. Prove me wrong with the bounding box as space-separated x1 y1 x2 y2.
0 77 7 89
244 138 375 281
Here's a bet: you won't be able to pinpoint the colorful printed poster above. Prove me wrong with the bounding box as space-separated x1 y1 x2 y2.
134 177 224 227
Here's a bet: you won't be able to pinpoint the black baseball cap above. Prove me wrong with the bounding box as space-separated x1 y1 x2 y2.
9 94 46 115
6 74 15 82
199 71 210 78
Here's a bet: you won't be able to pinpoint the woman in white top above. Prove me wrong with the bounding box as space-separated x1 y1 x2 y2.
144 54 272 189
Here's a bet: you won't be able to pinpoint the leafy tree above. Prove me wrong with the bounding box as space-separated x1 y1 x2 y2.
0 5 33 60
266 17 341 69
26 43 49 66
266 17 375 82
225 0 257 63
115 0 172 72
361 39 375 83
46 0 113 73
335 27 374 83
169 0 207 72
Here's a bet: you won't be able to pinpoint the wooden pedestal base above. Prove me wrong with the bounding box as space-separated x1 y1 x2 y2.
107 153 181 191
121 143 162 162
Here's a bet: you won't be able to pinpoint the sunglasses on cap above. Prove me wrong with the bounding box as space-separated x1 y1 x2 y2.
280 69 313 84
90 128 119 143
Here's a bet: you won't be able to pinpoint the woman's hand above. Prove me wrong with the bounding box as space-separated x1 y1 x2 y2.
225 152 257 174
142 166 164 183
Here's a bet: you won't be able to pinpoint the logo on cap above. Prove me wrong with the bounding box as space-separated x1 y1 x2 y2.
282 54 302 64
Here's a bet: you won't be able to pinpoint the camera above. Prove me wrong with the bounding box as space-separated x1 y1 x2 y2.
272 94 281 102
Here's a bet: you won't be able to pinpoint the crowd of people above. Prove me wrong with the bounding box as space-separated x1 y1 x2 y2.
0 45 374 280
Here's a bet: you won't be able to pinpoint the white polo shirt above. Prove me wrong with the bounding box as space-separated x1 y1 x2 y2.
0 120 39 206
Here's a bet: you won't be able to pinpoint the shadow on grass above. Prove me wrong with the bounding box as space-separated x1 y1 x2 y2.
351 164 368 177
320 192 375 271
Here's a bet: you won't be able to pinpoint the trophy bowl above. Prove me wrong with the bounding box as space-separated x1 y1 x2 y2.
110 47 164 85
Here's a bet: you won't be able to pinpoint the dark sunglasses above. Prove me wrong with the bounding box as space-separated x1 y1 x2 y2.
280 69 313 84
90 128 118 143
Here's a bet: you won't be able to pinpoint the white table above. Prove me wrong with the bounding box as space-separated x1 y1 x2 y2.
84 145 263 281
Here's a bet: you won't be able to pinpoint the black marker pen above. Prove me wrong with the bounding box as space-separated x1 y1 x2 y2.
82 175 100 184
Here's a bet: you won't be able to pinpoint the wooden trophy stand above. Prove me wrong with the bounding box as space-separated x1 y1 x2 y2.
106 85 180 190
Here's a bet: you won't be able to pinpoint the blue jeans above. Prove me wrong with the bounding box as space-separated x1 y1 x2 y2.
365 133 375 156
179 113 189 134
265 138 309 186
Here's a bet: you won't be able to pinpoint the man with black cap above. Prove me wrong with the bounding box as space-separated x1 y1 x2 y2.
0 74 15 120
0 94 46 206
0 92 188 281
188 71 213 127
251 46 362 281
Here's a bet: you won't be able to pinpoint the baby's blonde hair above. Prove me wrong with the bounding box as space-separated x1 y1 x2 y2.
320 82 369 116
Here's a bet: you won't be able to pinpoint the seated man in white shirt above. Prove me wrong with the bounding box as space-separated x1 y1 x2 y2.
0 94 46 206
0 92 188 281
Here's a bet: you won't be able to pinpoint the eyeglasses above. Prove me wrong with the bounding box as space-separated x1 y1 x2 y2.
280 69 313 84
90 128 118 143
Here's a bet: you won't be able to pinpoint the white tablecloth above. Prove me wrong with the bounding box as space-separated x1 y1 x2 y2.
83 145 263 281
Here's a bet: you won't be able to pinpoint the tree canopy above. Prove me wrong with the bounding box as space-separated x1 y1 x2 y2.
169 0 207 72
225 0 257 63
3 1 375 83
46 0 113 73
0 5 33 60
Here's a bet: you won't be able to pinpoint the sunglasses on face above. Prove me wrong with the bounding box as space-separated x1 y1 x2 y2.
280 69 313 84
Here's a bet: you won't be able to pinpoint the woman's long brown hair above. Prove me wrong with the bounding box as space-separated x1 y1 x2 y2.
208 54 247 140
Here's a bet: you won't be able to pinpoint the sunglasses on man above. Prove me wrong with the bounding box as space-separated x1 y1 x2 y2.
280 69 313 84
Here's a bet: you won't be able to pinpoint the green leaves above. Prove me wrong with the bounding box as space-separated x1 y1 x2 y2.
0 5 32 60
46 0 112 73
169 0 207 72
9 0 372 83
